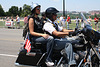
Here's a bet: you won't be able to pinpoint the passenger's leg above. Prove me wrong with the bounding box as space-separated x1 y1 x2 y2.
32 36 54 66
46 36 54 62
32 36 47 44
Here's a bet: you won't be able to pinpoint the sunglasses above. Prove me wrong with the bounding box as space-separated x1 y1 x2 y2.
36 8 40 10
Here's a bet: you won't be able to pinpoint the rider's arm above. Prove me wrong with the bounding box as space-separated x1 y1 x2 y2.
43 22 71 37
52 29 74 37
62 29 74 32
52 30 69 37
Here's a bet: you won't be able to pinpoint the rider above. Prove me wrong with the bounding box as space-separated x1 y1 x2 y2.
43 7 76 66
28 3 54 66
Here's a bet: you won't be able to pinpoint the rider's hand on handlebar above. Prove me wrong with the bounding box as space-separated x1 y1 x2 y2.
69 28 81 36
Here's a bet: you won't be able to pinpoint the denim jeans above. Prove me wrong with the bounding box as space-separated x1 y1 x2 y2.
32 36 54 62
76 22 79 29
54 38 76 65
67 22 69 29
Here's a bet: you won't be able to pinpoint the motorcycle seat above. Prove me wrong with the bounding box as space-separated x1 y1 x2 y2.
30 40 46 53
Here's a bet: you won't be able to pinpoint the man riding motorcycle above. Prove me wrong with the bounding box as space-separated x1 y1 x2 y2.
43 7 76 67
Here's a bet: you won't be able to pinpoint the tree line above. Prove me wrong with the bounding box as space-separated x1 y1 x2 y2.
0 4 100 19
0 4 31 17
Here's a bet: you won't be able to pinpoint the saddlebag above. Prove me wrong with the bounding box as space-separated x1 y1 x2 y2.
15 49 45 66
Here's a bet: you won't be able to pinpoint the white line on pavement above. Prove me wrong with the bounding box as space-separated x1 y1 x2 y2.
0 54 18 58
0 38 24 41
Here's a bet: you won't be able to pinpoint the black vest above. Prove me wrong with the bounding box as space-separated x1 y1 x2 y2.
32 17 44 33
45 22 60 39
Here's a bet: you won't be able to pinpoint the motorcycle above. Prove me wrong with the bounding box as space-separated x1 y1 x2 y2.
68 24 100 67
70 13 100 67
15 13 100 67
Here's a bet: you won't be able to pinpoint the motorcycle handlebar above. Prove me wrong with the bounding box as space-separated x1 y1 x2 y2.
69 29 81 36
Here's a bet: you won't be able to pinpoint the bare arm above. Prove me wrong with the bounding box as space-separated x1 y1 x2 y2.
52 30 69 37
62 29 74 32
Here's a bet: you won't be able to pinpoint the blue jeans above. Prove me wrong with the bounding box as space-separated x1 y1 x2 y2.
67 22 69 29
76 22 79 28
32 36 54 62
54 38 76 65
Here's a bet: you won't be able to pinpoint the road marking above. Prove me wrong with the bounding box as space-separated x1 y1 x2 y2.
0 38 24 42
0 54 18 58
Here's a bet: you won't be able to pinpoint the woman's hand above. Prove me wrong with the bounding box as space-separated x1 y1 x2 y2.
42 34 49 39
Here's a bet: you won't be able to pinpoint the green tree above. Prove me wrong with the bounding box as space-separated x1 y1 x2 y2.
8 6 19 16
21 4 31 17
0 4 5 16
19 7 22 16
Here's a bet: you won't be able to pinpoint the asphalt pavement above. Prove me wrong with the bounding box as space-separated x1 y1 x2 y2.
0 28 24 67
0 28 99 67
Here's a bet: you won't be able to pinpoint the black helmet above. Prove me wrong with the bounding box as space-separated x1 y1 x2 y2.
45 7 59 20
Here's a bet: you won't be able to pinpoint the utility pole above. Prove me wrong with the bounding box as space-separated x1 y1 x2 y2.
32 2 33 5
63 0 65 17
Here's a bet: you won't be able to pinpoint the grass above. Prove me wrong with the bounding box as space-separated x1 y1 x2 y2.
66 21 100 30
0 21 24 28
0 21 100 30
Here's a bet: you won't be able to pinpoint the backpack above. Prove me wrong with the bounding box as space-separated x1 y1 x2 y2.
22 15 31 40
23 23 29 40
22 16 36 40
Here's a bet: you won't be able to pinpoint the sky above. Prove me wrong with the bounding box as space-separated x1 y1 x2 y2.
0 0 100 12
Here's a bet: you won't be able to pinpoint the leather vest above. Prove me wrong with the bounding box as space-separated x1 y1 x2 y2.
45 22 60 39
34 17 44 33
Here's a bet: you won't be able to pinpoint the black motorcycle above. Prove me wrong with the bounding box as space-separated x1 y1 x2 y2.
68 25 100 67
15 13 100 67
